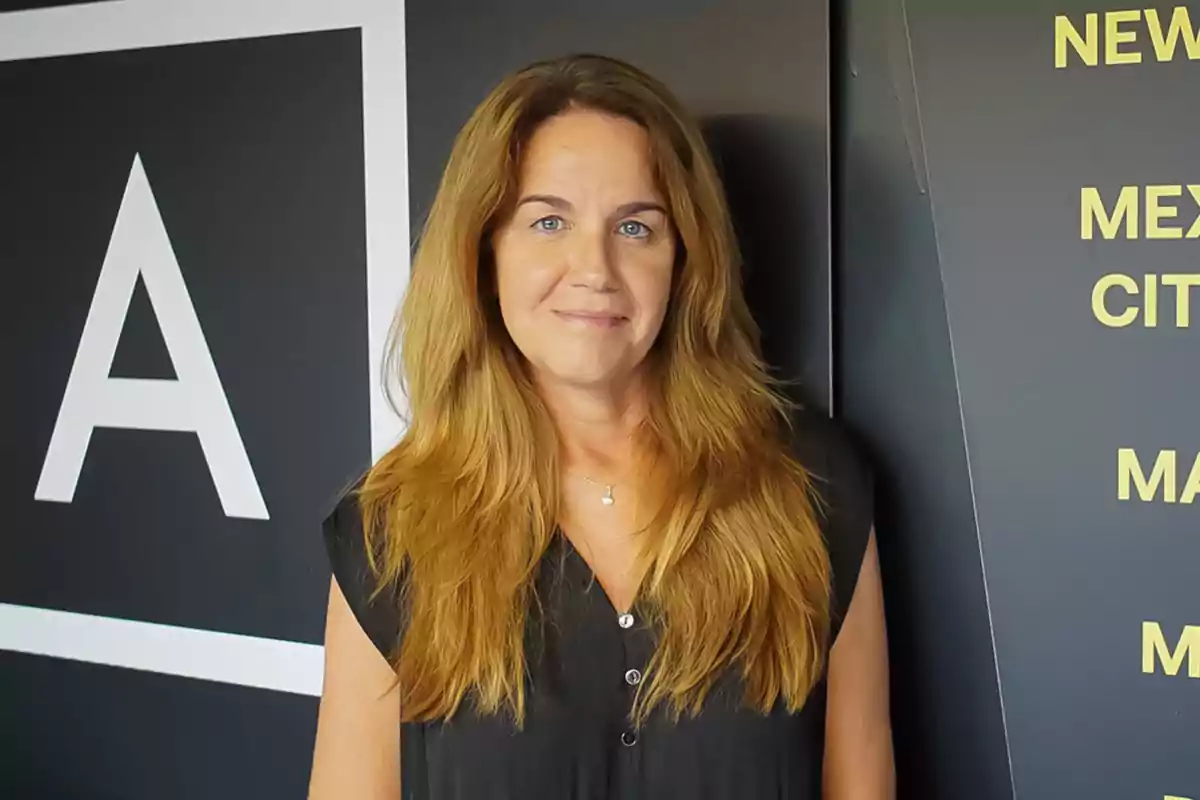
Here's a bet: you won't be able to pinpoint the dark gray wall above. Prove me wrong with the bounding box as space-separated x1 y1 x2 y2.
836 1 1013 795
840 0 1199 797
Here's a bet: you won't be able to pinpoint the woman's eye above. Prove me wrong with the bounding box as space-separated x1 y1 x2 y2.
532 215 565 233
618 220 651 238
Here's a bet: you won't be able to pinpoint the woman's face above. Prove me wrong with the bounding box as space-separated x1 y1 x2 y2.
491 108 676 393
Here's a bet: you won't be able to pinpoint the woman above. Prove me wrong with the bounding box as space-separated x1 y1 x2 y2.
310 54 893 799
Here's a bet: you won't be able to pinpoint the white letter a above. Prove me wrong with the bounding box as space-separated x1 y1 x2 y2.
35 154 269 520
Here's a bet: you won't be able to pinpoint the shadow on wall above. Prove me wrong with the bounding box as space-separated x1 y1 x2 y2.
837 122 1014 799
702 113 830 412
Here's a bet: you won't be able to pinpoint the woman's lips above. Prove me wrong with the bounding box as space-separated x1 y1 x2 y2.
553 310 628 329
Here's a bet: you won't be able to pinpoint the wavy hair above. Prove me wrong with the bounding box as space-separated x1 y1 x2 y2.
357 53 830 727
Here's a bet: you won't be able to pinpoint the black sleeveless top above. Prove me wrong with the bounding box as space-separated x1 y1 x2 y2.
322 412 874 800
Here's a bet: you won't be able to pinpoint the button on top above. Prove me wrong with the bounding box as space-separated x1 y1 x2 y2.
624 668 642 686
618 612 634 629
620 730 637 746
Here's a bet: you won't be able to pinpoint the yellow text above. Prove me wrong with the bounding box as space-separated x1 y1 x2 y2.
1056 7 1200 66
1092 274 1200 328
1117 449 1200 503
1081 185 1200 240
1143 621 1200 678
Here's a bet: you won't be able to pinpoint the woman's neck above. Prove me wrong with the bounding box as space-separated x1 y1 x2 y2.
536 375 647 480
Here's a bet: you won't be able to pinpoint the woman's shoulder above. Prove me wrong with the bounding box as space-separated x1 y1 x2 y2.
321 473 365 546
320 472 404 662
786 409 874 522
785 409 876 638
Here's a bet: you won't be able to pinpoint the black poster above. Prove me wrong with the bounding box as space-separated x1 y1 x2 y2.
0 29 370 797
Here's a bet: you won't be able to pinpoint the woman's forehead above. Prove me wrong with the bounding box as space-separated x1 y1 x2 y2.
515 111 665 204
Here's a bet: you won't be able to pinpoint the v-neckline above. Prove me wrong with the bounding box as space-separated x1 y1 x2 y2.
555 528 638 617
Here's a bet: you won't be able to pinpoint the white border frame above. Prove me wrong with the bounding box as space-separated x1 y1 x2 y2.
0 0 409 696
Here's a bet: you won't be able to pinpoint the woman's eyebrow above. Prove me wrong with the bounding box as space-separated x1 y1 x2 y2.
615 200 668 217
515 194 573 211
514 195 667 217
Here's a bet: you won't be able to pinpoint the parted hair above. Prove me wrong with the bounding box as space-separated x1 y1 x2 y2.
357 53 831 727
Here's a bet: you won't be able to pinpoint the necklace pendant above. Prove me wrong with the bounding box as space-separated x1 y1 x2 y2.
601 485 615 506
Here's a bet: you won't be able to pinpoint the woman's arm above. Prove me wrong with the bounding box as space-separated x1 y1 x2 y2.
823 529 895 799
309 577 401 799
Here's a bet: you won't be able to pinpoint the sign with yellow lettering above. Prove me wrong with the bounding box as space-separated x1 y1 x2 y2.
856 0 1200 795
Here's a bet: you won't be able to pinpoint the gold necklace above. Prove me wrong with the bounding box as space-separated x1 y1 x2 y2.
578 474 617 506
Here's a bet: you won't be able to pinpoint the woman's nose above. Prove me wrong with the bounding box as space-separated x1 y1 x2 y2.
565 227 618 292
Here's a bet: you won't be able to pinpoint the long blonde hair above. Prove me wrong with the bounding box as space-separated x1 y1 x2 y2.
358 53 830 727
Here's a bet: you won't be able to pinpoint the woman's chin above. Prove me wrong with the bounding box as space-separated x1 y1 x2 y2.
533 363 637 393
